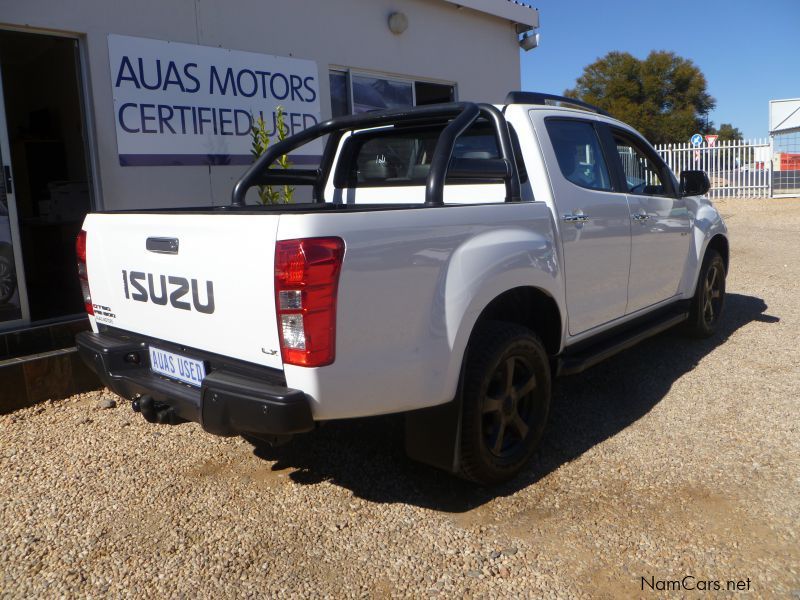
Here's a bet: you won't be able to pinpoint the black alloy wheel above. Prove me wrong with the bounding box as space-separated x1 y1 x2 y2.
482 355 538 459
701 258 725 328
459 322 551 484
685 249 726 338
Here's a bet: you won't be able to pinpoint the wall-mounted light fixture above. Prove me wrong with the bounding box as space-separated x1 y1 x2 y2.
519 31 540 51
388 12 408 35
516 23 540 52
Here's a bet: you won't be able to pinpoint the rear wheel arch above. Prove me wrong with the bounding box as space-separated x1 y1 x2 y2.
470 286 562 357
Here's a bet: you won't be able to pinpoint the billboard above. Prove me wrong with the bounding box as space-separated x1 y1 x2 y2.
107 34 321 166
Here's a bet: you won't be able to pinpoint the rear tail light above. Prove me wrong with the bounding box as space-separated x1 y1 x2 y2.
76 230 93 315
274 237 345 367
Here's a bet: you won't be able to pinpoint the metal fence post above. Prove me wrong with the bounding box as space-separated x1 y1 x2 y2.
768 135 774 198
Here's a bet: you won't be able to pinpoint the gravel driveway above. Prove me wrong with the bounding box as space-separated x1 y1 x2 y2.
1 197 798 598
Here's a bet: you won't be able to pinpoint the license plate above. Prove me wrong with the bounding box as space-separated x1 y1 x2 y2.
149 346 206 387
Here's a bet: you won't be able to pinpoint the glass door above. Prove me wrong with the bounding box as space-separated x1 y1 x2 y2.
0 62 30 327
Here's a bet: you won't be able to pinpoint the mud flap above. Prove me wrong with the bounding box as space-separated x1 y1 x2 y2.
404 397 462 473
403 362 465 474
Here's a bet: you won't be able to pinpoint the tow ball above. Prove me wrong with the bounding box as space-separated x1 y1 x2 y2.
131 395 186 425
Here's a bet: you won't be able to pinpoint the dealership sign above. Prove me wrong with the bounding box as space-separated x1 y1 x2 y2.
107 34 321 166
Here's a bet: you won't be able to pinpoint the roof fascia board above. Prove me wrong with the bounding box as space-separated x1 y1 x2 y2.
441 0 539 28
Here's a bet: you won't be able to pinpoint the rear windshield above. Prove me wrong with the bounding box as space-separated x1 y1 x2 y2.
333 122 527 188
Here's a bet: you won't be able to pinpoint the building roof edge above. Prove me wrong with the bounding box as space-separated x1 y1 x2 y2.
441 0 539 28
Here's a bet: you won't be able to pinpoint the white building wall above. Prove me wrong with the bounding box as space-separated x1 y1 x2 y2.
0 0 522 210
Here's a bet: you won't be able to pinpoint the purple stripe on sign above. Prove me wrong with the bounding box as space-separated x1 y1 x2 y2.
118 154 322 167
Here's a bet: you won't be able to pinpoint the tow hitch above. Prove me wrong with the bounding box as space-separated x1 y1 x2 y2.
132 395 187 426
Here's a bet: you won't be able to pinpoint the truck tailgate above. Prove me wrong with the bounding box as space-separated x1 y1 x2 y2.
83 212 283 370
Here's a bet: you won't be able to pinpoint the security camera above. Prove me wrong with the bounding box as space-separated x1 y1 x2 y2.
519 32 540 51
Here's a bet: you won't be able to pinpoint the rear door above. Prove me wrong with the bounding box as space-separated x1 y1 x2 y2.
84 212 284 369
539 116 631 335
606 127 692 313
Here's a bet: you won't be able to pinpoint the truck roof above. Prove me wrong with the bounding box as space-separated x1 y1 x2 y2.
504 92 610 117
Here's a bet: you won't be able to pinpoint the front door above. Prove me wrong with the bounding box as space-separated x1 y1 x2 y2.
0 30 94 324
540 117 631 336
0 63 29 327
609 129 692 314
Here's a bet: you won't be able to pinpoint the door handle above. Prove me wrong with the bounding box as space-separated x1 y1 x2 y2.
632 213 650 222
562 213 589 224
146 237 179 254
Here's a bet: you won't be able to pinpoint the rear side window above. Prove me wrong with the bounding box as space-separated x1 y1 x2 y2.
334 123 526 188
545 119 612 192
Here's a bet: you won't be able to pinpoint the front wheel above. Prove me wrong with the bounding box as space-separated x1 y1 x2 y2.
684 249 726 338
458 322 551 485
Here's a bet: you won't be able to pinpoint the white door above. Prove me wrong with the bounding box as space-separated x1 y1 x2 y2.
539 117 632 336
0 63 30 327
609 129 692 313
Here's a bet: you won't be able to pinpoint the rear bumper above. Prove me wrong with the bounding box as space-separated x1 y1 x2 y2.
75 331 314 437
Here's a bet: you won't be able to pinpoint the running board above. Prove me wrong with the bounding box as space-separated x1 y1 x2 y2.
556 311 688 376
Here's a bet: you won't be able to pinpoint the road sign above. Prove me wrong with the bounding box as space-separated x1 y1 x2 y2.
693 149 701 161
691 134 703 147
705 134 719 147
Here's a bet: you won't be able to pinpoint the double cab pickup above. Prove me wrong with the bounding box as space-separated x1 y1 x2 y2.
77 92 728 484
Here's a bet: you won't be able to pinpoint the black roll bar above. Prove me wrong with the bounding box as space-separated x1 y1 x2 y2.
424 103 481 206
231 102 522 207
478 103 521 203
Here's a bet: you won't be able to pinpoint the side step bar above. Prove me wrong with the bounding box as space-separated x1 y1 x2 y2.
556 311 688 376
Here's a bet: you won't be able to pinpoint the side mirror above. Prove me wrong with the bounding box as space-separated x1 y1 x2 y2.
680 170 710 197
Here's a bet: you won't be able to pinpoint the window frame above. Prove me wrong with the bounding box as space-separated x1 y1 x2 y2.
604 126 679 198
543 116 619 193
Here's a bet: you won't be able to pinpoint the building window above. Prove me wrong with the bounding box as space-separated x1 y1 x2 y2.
415 81 455 105
329 71 349 118
352 74 413 113
329 70 456 117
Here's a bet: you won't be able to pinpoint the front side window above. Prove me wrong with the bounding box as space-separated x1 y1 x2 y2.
613 133 668 196
546 120 612 191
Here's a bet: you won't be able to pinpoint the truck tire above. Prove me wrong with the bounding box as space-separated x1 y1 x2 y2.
684 249 726 338
458 322 550 485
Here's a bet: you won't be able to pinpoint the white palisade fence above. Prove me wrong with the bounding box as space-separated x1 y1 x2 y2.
655 139 772 198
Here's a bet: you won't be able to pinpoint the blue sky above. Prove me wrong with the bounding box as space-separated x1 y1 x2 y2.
520 0 799 140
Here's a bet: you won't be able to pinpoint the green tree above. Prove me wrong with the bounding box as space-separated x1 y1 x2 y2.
565 50 716 144
250 106 294 205
713 123 744 142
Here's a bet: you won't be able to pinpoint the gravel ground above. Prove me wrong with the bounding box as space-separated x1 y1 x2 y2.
1 197 799 598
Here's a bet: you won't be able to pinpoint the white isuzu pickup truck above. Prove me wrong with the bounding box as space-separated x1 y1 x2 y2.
77 92 728 484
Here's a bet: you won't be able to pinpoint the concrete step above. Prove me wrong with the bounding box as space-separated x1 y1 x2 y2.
0 319 102 413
